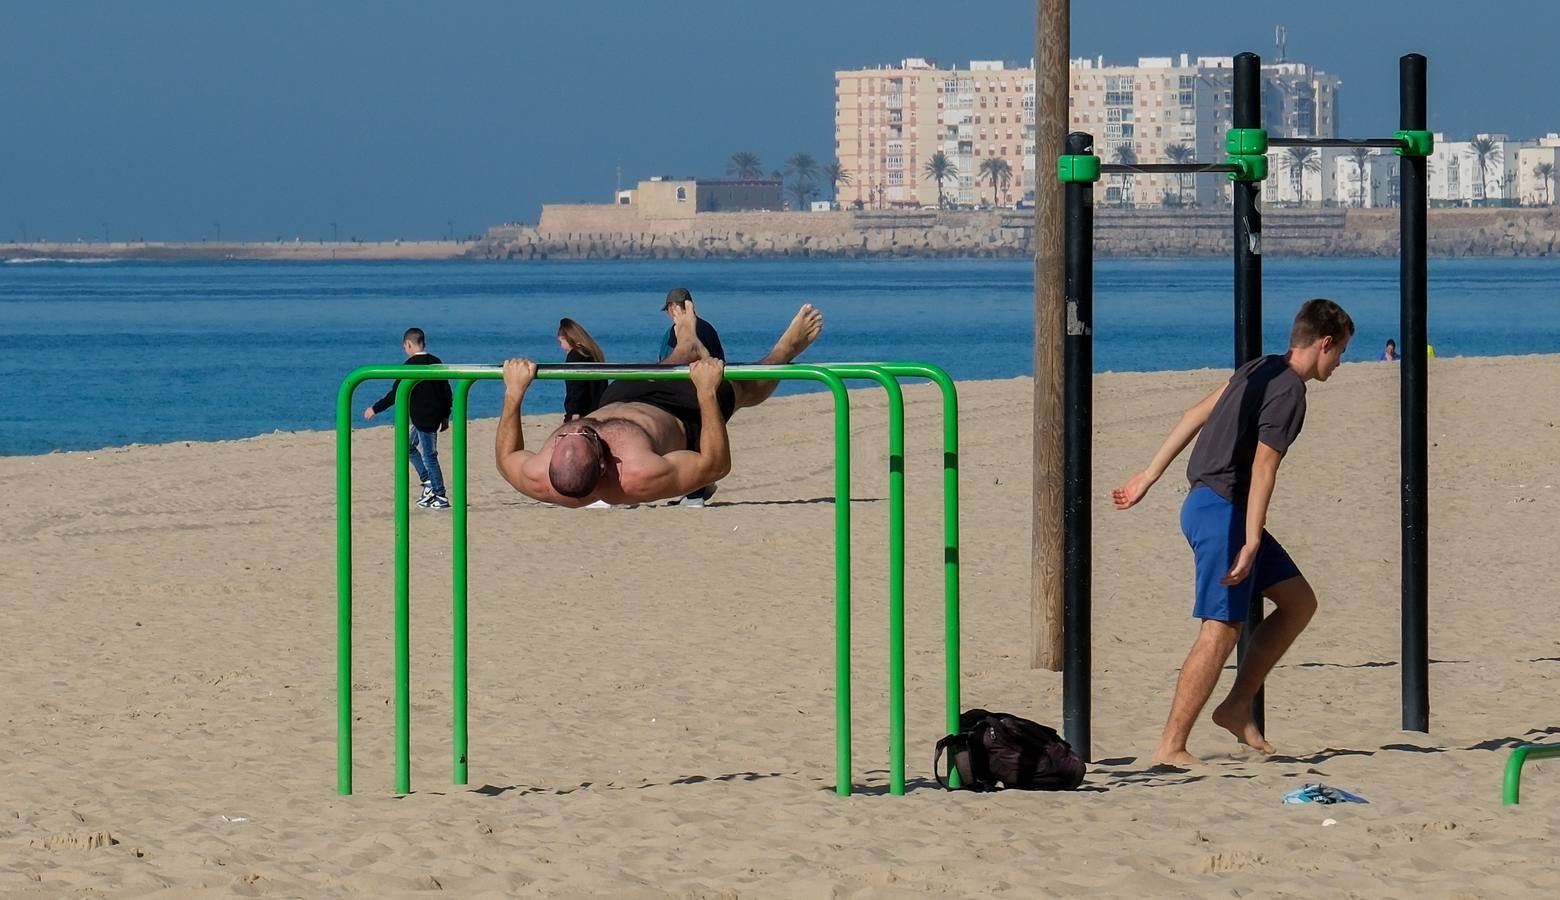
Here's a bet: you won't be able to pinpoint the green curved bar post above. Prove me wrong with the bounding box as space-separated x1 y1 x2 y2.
392 380 414 795
879 362 962 788
452 379 473 786
1505 743 1560 805
335 378 357 796
825 366 907 796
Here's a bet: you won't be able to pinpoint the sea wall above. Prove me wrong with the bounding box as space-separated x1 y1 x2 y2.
475 207 1560 260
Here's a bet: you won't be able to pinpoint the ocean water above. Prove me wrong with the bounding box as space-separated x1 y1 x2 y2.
4 256 1559 456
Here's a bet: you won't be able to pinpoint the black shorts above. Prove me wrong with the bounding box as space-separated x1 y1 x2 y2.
597 379 737 450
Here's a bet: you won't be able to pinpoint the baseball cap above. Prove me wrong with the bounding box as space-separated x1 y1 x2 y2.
662 287 693 310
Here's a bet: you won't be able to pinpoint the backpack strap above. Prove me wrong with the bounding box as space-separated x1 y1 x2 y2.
934 734 979 790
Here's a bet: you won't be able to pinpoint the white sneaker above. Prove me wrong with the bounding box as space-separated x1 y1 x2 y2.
585 499 612 509
678 485 717 508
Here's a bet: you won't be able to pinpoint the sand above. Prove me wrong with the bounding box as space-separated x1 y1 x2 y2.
3 356 1559 897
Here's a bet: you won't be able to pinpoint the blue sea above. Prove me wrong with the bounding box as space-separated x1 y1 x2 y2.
4 257 1559 456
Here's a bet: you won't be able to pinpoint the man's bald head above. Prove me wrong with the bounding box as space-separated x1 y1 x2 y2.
549 425 605 498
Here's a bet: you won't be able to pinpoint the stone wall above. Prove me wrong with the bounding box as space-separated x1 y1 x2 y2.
477 207 1560 260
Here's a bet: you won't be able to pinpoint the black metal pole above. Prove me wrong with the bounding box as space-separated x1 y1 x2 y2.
1400 53 1430 733
1062 130 1094 761
1231 51 1265 733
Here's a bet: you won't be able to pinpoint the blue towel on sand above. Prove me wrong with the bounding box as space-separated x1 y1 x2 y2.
1282 783 1369 805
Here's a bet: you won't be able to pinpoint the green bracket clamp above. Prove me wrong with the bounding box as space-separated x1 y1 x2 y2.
1394 129 1434 158
1225 128 1269 155
1225 155 1269 182
1057 154 1101 184
1225 128 1269 182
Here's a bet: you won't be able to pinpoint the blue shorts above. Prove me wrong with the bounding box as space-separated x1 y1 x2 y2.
1179 486 1303 623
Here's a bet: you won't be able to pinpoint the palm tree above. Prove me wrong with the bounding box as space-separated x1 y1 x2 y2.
727 151 763 180
922 151 959 209
1469 137 1502 203
784 152 820 210
1282 146 1322 205
823 160 852 201
977 157 1013 207
1110 144 1138 207
1534 161 1556 206
1163 143 1195 206
1348 147 1372 208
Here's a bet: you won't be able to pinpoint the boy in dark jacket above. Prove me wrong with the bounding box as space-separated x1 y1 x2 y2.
364 327 454 509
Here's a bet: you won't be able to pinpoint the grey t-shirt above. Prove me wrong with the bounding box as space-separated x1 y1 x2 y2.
1186 353 1307 503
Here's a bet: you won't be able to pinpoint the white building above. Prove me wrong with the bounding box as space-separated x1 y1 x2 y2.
1327 149 1397 208
1429 133 1532 205
1513 134 1560 206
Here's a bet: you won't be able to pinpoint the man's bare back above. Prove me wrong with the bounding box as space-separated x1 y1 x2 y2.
494 303 824 507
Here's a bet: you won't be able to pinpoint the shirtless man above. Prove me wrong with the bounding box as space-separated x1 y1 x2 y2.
495 303 824 507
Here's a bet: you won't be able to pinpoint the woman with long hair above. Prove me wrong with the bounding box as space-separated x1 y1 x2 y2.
557 318 607 421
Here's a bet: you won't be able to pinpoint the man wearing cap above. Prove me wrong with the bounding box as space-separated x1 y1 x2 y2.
658 287 725 365
657 287 725 505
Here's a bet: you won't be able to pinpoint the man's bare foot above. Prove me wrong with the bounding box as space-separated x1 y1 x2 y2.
1212 700 1276 754
765 304 824 362
1150 747 1201 768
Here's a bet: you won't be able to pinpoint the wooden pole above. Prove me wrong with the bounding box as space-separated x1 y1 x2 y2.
1031 0 1067 670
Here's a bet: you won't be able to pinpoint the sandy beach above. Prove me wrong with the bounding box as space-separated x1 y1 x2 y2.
3 355 1559 897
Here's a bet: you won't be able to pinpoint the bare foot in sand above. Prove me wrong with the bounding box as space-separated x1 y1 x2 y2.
1212 700 1276 754
1150 747 1200 768
762 304 824 363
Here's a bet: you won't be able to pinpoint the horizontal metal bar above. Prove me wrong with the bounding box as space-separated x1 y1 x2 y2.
1269 137 1405 149
344 363 821 385
1099 163 1241 174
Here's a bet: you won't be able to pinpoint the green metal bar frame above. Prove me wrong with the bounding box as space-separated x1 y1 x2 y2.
337 361 962 797
338 364 852 796
857 362 963 788
1504 742 1560 805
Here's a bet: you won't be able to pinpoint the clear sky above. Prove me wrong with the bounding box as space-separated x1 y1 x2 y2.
5 1 1552 242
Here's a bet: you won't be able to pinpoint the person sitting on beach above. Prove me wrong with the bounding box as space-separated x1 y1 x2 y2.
1380 338 1397 361
557 317 607 421
1111 298 1354 767
495 303 824 508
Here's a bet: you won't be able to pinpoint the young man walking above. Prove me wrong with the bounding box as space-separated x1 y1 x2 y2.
363 327 455 509
1112 298 1354 766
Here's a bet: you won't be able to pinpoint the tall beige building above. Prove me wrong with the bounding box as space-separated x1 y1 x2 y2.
834 54 1340 210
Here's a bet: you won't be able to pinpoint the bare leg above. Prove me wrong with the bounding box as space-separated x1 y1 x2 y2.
731 304 825 408
1152 619 1241 767
1211 575 1317 754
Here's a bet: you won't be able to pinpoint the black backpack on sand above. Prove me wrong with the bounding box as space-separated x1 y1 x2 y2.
935 708 1086 792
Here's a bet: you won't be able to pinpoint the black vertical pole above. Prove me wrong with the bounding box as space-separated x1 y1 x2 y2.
1231 51 1265 733
1400 54 1430 733
1062 131 1094 762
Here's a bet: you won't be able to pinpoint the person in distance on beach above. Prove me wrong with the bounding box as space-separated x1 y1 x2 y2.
363 327 455 509
656 287 725 506
496 303 823 508
1111 298 1355 767
657 286 725 365
1380 338 1397 361
557 317 608 422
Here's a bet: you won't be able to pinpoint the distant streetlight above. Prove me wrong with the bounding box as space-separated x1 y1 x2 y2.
19 222 27 243
446 219 454 241
330 221 338 242
214 222 222 242
102 222 109 244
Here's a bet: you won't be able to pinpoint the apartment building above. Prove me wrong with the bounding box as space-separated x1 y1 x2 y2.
834 54 1340 210
1512 134 1560 206
1429 133 1533 205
